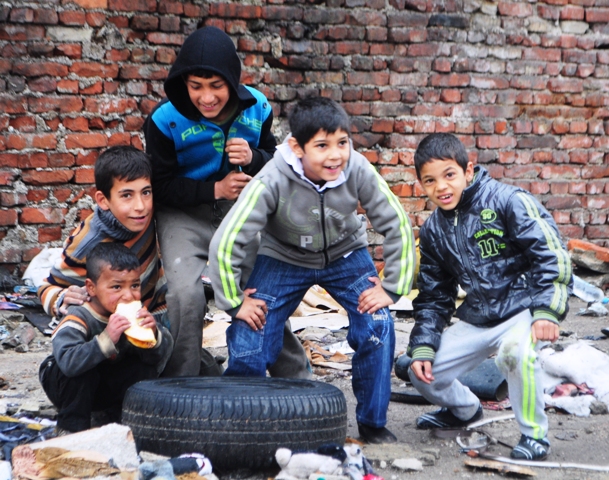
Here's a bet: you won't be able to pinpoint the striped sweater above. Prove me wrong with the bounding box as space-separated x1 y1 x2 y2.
38 207 167 320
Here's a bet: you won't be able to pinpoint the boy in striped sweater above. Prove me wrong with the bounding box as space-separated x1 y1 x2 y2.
38 146 167 325
39 242 172 434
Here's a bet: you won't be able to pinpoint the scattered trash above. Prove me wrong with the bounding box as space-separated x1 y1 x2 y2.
464 456 537 476
540 341 609 414
274 443 380 480
1 323 36 351
0 302 21 311
470 452 609 473
577 303 608 317
572 275 608 304
21 247 63 289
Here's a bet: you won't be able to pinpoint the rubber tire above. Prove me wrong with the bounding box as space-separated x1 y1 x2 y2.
122 377 348 471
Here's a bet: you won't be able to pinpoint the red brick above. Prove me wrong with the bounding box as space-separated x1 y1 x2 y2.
12 61 68 77
0 25 45 41
108 0 156 12
145 32 184 46
73 167 95 184
582 165 609 179
62 117 88 132
0 209 18 225
430 73 470 87
84 98 138 115
22 169 74 185
86 12 107 26
54 44 81 60
27 189 48 202
49 153 76 167
586 225 609 239
0 248 21 263
59 10 86 25
28 97 83 114
108 132 131 146
156 47 177 64
70 62 119 78
119 65 169 80
80 81 103 95
558 135 592 149
65 133 108 149
159 1 183 14
20 207 67 224
499 2 533 17
476 135 517 149
38 226 62 243
586 8 609 23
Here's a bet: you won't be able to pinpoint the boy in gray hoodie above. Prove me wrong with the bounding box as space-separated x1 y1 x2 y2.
144 26 308 378
209 96 416 444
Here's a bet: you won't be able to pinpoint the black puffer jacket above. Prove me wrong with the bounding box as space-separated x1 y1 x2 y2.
409 166 572 358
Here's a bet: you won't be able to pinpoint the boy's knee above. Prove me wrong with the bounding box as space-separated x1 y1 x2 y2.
496 337 532 374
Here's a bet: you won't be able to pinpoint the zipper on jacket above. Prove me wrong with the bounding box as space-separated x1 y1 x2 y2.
454 209 489 317
319 192 329 266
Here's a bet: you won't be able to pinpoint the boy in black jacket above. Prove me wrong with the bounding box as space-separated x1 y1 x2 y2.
406 133 572 461
144 26 308 378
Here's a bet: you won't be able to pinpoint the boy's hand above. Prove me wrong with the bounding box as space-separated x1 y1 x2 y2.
226 138 253 166
215 171 252 201
106 313 131 344
236 288 267 331
411 360 435 384
136 307 157 335
357 277 393 314
531 319 559 343
59 285 89 314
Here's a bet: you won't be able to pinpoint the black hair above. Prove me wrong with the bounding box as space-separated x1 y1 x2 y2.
288 96 351 148
414 133 469 180
94 146 152 198
184 69 218 80
86 242 140 283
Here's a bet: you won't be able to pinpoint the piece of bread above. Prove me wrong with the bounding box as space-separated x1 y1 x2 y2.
116 301 157 349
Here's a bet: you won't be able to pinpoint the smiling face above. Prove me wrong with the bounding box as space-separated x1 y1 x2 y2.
418 158 474 211
185 73 232 122
288 129 350 185
95 177 153 233
86 264 142 318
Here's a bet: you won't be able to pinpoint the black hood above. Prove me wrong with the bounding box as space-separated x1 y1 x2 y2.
164 26 242 120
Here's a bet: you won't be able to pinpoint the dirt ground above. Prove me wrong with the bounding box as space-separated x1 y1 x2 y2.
2 296 609 479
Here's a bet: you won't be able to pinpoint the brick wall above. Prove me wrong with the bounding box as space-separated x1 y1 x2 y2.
1 0 608 275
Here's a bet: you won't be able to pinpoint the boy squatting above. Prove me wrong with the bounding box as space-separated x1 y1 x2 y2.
39 243 173 434
406 133 572 461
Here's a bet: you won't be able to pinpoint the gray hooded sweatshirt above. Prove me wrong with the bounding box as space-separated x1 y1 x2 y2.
209 139 416 314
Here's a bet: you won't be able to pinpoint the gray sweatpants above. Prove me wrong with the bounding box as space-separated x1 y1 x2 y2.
156 203 311 379
410 310 548 440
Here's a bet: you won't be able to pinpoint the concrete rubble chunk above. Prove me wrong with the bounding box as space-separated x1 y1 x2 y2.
392 458 423 471
15 423 139 471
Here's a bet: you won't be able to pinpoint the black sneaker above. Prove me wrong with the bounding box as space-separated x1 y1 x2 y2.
357 422 398 444
416 403 483 429
511 435 550 461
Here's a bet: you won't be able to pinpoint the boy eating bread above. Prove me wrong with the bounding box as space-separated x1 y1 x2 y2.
39 242 173 435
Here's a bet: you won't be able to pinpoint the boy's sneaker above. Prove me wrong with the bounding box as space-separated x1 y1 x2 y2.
416 403 483 429
511 435 550 461
357 422 398 444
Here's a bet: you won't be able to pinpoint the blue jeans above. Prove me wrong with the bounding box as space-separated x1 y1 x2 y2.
224 248 395 427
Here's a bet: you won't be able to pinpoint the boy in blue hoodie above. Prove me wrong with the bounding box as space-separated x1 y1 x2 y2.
406 133 572 461
144 26 308 378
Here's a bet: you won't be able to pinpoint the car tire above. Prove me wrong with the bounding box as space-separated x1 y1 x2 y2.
122 376 348 471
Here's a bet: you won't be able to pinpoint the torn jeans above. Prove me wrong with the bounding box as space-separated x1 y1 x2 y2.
224 248 395 427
